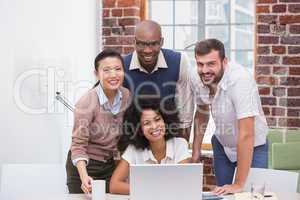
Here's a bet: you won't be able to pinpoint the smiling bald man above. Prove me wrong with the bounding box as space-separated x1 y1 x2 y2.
123 20 209 163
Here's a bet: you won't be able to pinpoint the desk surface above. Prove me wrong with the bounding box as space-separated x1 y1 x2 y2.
1 193 300 200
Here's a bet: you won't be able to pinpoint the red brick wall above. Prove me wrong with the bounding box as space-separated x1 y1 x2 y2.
102 0 142 54
256 0 300 129
201 155 216 191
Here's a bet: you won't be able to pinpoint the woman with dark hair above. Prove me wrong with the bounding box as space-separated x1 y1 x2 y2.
66 49 131 194
109 98 191 195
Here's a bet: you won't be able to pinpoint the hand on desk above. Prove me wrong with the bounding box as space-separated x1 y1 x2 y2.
213 183 243 195
80 175 93 194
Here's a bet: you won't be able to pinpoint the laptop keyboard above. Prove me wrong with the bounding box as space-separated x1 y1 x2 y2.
202 193 223 200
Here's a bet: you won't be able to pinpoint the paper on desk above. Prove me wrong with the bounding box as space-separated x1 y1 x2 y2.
106 193 130 200
234 192 278 200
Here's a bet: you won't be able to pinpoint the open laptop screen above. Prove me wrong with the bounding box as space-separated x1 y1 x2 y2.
130 163 203 200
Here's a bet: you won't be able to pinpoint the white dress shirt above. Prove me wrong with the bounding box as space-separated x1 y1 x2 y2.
191 62 268 162
122 137 191 164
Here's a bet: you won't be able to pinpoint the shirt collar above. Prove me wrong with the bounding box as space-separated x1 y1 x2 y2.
129 50 168 74
96 84 122 107
142 139 174 162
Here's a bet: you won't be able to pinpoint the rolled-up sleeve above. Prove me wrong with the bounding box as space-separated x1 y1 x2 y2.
230 76 260 119
176 53 196 128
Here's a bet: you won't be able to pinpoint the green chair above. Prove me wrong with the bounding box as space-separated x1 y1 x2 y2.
267 129 300 192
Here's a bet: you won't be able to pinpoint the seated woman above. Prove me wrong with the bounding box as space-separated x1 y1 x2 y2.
109 98 191 195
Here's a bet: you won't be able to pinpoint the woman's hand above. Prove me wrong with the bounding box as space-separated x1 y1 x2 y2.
76 160 93 194
80 175 93 194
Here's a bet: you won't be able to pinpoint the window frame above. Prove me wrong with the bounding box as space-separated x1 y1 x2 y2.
148 0 255 64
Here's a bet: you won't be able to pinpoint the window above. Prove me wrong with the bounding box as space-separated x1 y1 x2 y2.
149 0 255 145
149 0 255 71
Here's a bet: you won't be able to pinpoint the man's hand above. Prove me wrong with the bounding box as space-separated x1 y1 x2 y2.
213 184 243 195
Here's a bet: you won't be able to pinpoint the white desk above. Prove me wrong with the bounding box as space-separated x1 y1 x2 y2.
1 193 300 200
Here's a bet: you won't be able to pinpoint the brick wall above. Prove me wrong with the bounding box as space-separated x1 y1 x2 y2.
102 0 142 54
201 155 216 191
256 0 300 129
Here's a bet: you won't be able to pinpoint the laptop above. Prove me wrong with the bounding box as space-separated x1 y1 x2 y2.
130 163 203 200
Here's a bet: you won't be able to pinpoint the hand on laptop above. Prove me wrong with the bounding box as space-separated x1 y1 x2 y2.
213 183 243 195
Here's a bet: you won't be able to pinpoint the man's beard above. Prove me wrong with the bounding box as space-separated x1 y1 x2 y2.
200 64 225 87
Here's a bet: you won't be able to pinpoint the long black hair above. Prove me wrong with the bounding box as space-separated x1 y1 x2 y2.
93 49 125 88
118 97 181 152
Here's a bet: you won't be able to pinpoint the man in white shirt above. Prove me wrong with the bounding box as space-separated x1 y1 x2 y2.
191 39 268 195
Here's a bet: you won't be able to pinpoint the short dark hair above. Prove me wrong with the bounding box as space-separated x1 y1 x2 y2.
93 49 124 88
194 38 225 60
118 97 181 152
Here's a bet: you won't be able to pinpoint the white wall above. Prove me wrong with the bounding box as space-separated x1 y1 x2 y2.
0 0 101 186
